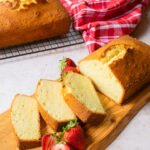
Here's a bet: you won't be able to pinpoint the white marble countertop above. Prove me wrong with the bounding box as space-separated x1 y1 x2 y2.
0 6 150 150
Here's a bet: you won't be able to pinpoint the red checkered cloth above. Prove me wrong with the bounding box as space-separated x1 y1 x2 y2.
60 0 149 53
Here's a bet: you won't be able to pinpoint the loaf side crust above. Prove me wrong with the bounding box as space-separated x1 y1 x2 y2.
0 0 71 48
19 141 41 150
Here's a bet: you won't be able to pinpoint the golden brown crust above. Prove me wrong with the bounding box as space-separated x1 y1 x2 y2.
0 0 71 48
79 36 150 63
34 80 75 131
19 141 41 150
79 36 150 104
62 87 106 123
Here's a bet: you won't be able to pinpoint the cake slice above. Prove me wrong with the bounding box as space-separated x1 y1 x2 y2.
63 72 106 122
34 80 76 130
79 36 150 104
10 94 41 149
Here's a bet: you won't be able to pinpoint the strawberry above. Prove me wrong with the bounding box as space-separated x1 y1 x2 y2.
60 57 76 71
61 66 79 80
62 120 85 150
61 66 79 74
52 144 71 150
65 58 76 68
42 134 56 150
42 120 85 150
59 57 79 80
42 133 71 150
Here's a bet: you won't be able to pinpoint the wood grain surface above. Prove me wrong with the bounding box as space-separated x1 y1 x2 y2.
0 85 150 150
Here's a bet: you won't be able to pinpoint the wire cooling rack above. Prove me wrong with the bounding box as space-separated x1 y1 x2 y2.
0 28 84 60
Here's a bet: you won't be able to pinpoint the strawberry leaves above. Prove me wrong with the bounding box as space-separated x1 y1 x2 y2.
53 119 78 144
59 57 67 71
63 119 78 132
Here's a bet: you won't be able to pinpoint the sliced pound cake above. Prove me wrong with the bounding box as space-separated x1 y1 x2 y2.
11 94 41 149
79 36 150 104
34 80 76 130
63 72 106 122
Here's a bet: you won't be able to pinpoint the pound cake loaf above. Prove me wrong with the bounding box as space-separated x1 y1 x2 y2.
63 72 106 122
0 0 71 48
10 94 41 149
79 36 150 104
34 80 76 130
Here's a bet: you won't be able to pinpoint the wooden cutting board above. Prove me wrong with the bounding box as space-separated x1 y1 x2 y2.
0 85 150 150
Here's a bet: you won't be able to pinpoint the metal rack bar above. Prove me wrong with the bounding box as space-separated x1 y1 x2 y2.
0 28 84 60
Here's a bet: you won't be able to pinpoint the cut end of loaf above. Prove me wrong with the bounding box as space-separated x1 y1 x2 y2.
79 45 127 103
63 72 105 115
11 94 40 141
35 80 76 123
